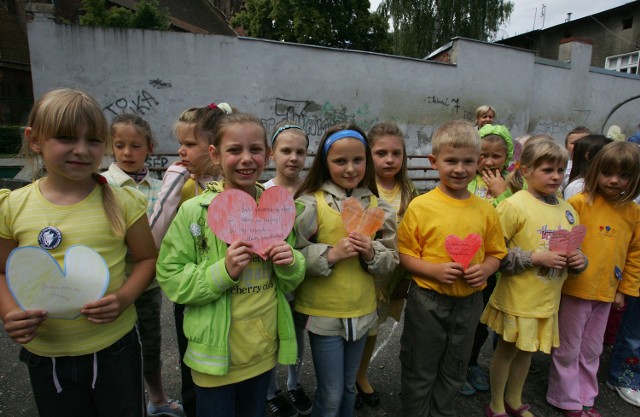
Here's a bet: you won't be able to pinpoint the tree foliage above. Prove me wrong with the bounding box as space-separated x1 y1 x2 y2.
80 0 170 30
232 0 392 53
379 0 514 58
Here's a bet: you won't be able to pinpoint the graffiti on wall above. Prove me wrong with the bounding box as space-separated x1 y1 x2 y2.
532 109 591 138
103 90 160 116
260 97 377 141
148 78 172 89
426 96 461 113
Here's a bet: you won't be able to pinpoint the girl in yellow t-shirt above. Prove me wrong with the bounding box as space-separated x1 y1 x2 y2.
547 141 640 416
481 136 587 417
294 123 398 417
0 88 157 417
354 121 417 409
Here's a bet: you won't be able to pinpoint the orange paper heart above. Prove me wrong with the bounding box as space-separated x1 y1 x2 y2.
444 233 483 269
207 186 295 259
341 197 385 236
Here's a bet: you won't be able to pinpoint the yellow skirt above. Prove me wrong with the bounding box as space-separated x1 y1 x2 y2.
481 304 559 354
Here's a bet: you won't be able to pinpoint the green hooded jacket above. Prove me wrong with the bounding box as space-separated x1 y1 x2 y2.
156 181 305 376
468 124 515 206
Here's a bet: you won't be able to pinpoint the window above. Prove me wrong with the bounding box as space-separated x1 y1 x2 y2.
606 51 640 74
622 17 633 30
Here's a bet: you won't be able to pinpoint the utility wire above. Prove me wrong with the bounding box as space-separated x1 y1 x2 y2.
589 15 640 49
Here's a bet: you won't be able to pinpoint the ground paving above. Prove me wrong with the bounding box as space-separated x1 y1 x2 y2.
0 294 636 416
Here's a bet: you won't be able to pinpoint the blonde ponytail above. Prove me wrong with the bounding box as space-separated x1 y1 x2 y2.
94 173 125 238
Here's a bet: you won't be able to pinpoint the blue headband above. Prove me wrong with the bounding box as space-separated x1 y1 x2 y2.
323 130 367 156
271 124 308 146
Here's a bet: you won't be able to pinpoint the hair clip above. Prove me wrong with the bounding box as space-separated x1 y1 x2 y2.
96 174 108 184
507 161 521 172
208 103 218 110
218 103 232 114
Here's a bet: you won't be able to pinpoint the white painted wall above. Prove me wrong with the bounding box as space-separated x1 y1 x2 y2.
25 16 640 188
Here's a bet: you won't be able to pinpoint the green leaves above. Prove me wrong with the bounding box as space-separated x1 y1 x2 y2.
79 0 170 30
232 0 392 53
379 0 514 58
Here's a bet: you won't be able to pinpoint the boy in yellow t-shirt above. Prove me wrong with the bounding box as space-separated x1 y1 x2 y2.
397 120 507 417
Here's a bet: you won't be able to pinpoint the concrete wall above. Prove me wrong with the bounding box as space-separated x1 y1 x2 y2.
23 16 640 185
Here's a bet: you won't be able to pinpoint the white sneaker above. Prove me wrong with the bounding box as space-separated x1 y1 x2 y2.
606 381 640 407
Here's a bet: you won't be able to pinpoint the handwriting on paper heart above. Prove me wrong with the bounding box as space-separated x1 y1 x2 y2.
444 234 483 270
6 245 109 319
341 197 385 236
549 225 586 254
207 186 295 259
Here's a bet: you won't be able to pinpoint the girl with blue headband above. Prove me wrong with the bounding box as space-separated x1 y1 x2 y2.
293 123 399 416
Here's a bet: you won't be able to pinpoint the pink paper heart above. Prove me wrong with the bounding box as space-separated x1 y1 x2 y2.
444 234 483 269
549 225 586 254
341 197 385 236
207 186 296 260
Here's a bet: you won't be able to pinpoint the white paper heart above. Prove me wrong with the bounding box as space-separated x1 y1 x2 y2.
6 245 110 319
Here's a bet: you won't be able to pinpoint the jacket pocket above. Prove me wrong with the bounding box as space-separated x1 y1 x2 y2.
229 317 277 366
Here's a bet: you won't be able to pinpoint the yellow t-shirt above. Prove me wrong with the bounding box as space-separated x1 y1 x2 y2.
491 190 580 318
377 183 401 223
563 193 640 300
473 176 492 200
179 177 207 206
0 181 146 356
397 187 507 297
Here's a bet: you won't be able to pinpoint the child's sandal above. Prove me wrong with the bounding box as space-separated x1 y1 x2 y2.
485 405 509 417
504 401 531 417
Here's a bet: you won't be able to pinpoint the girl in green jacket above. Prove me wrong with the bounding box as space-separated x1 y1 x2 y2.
157 113 306 417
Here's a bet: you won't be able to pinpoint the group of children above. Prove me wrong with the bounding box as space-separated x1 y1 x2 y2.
0 90 639 417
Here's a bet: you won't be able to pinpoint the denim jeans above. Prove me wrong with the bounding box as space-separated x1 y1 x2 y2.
608 295 640 389
19 328 144 417
308 332 367 417
195 369 272 417
268 323 306 396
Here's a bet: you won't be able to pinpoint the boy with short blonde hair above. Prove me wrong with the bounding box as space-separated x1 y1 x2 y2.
397 120 508 417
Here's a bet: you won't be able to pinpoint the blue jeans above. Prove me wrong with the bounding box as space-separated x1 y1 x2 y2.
19 328 144 417
308 332 367 417
608 295 640 389
268 323 306 396
195 369 272 417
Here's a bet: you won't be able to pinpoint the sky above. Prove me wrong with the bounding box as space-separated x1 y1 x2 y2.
370 0 632 39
